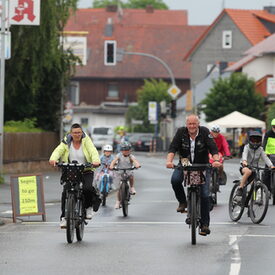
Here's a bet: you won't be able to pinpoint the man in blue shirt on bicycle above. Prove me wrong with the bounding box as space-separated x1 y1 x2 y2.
166 114 221 236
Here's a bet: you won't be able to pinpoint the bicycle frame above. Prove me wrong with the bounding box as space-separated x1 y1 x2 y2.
176 163 209 245
229 165 270 224
113 167 137 217
58 162 91 243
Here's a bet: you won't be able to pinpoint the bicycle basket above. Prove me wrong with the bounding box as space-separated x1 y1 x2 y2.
61 166 84 185
184 171 205 185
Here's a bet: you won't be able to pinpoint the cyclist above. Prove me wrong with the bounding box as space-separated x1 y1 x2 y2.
166 114 221 236
109 141 141 209
263 119 275 191
95 144 114 189
236 131 274 196
49 123 101 228
209 125 231 185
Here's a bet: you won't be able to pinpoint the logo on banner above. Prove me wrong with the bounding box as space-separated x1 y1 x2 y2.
10 0 40 25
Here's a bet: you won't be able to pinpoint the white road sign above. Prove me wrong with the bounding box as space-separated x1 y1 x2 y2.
267 78 275 95
0 0 10 28
168 85 181 99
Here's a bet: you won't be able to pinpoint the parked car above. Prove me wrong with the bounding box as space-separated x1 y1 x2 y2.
129 133 154 152
91 126 114 149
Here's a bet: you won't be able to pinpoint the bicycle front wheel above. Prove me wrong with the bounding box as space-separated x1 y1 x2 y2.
228 182 244 222
66 194 76 243
76 198 84 241
120 181 129 217
101 175 108 206
249 182 269 224
191 191 197 245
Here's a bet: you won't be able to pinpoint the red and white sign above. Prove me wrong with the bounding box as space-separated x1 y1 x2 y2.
9 0 40 25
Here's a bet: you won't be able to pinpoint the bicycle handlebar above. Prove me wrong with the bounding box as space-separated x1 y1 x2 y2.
112 166 140 171
173 163 211 171
57 162 93 168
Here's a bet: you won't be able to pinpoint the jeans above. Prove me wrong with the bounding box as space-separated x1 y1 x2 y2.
60 171 101 219
171 167 211 226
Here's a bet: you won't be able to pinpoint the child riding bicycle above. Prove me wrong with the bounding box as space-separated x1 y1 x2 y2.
109 141 141 209
95 144 114 188
236 131 274 196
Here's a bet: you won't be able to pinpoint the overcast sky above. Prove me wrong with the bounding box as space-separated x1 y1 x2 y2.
77 0 275 25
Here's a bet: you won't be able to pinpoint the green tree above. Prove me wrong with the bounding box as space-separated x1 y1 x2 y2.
126 79 171 132
93 0 168 9
201 73 265 122
266 103 275 130
5 0 78 131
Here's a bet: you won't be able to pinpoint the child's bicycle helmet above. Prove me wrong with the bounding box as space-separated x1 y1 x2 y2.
103 144 113 151
120 141 131 151
248 131 262 150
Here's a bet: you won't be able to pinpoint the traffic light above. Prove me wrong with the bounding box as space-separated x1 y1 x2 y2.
104 40 117 66
171 100 177 118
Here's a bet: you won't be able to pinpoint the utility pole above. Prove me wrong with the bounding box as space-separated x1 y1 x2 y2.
0 0 6 173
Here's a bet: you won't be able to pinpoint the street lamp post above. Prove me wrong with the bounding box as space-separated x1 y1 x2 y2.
0 0 7 173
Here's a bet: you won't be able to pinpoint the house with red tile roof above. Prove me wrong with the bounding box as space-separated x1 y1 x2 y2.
63 6 207 134
226 33 275 100
184 6 275 109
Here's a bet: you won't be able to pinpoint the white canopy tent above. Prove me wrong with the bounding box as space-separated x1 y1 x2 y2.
207 111 266 129
208 111 266 155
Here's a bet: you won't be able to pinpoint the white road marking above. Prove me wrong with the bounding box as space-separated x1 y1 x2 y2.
229 235 241 275
20 221 238 225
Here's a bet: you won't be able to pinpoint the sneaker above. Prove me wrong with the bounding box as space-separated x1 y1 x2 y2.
199 225 211 236
176 202 187 213
86 207 94 219
115 201 121 209
236 187 243 197
185 217 190 224
130 187 136 195
60 217 66 229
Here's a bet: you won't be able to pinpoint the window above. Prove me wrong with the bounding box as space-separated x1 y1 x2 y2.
67 81 79 105
104 40 117 65
222 30 232 49
108 84 119 98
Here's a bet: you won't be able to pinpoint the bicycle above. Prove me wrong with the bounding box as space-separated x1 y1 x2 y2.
58 162 92 243
267 154 275 205
209 155 229 208
113 167 138 217
175 163 210 245
228 165 270 224
98 166 112 206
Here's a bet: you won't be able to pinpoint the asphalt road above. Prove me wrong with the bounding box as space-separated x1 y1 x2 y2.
1 153 275 275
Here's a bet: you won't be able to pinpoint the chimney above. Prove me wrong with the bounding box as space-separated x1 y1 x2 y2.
264 6 275 14
106 5 118 12
146 5 154 13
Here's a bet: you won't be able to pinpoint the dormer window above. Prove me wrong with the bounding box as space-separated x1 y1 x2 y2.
222 30 232 49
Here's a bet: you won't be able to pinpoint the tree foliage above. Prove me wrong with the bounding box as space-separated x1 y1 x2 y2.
126 79 171 132
5 0 78 131
201 73 265 122
266 103 275 130
93 0 168 9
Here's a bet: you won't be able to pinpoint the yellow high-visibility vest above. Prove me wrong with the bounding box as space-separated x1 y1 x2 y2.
265 137 275 154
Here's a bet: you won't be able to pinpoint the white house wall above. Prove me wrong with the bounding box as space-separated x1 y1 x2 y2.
243 56 275 81
72 113 126 133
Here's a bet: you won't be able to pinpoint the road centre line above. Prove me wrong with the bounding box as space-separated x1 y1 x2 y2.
229 235 241 275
